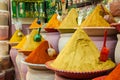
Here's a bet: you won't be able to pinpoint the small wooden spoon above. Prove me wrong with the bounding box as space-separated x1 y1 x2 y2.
99 30 109 62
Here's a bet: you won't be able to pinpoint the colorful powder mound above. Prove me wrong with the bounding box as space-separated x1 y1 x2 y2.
51 27 115 72
25 40 57 64
10 30 24 43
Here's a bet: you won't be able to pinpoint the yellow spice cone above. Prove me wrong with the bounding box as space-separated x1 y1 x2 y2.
80 4 111 27
10 30 24 43
13 29 44 51
29 18 42 29
21 29 44 51
51 27 115 72
13 36 26 49
58 8 78 29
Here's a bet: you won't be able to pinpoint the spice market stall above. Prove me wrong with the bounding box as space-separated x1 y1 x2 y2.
8 0 120 80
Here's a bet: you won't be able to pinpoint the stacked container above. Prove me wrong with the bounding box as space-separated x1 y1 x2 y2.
0 0 14 80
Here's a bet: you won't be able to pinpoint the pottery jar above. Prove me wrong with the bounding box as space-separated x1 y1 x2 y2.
0 41 9 56
26 68 54 80
0 55 12 70
58 33 73 52
115 34 120 64
45 32 60 53
4 68 15 80
0 25 9 40
0 71 5 80
0 11 9 25
58 33 117 61
20 58 27 80
0 0 8 11
9 48 21 80
16 52 26 80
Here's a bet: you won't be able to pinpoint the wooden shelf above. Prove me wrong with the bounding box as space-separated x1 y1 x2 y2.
12 0 44 2
68 1 92 8
12 17 45 24
12 18 35 24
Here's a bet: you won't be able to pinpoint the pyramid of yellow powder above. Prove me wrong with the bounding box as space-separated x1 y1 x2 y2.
13 36 26 49
29 18 42 29
19 29 44 51
80 4 111 27
58 8 78 29
51 27 115 72
10 30 24 43
25 40 56 64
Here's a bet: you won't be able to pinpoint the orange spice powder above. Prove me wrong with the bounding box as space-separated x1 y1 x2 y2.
25 40 57 64
29 18 42 29
46 14 61 28
105 64 120 80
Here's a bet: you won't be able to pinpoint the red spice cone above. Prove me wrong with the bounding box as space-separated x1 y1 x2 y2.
25 40 57 64
105 64 120 80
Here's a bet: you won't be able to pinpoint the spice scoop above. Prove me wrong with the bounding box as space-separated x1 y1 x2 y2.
17 31 24 37
34 18 42 42
47 41 57 57
34 28 41 42
15 21 24 37
99 30 109 62
56 10 62 21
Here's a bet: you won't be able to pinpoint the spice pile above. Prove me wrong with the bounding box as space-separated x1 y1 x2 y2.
93 64 120 80
10 22 24 43
104 63 120 80
58 8 78 29
46 14 61 29
29 18 42 29
13 36 26 49
21 29 44 51
25 40 57 64
10 30 24 43
51 27 115 72
80 4 115 27
13 29 44 52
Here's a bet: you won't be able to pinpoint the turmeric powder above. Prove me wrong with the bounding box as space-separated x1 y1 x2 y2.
12 36 26 49
29 18 42 29
46 14 61 28
25 40 57 64
13 29 44 51
80 4 112 27
21 29 44 51
51 27 115 72
10 30 24 43
58 8 78 29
